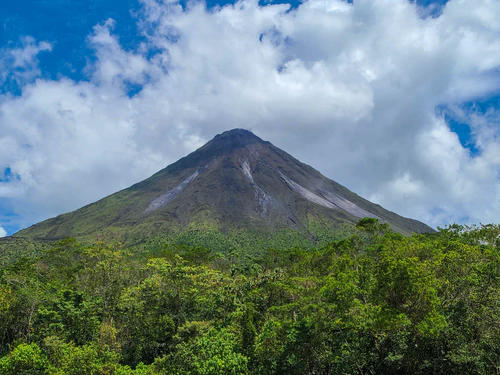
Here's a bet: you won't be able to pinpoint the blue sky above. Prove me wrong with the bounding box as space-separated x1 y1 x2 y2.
1 0 500 236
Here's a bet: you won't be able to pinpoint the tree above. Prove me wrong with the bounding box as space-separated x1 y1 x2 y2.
0 343 48 375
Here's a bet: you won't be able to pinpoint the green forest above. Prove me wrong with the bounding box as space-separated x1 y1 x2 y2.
1 219 500 374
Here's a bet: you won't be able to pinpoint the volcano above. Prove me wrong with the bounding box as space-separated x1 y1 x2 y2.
15 129 433 241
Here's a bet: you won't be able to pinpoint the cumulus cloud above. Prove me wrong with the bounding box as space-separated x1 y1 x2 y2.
0 37 52 89
1 0 500 231
0 226 6 238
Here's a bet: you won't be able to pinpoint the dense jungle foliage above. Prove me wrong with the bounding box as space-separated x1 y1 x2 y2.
1 219 500 374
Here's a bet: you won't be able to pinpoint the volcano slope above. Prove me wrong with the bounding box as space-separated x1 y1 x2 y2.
13 129 433 244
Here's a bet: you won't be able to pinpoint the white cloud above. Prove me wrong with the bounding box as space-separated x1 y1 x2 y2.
0 37 52 88
1 0 500 231
0 226 6 237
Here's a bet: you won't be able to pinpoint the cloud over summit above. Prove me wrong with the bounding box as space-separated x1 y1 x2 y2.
1 0 500 233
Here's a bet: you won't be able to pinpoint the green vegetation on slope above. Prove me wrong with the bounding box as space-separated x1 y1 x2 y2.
2 219 357 266
1 220 500 374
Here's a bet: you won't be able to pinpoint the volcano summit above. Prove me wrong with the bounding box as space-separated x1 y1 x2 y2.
15 129 433 241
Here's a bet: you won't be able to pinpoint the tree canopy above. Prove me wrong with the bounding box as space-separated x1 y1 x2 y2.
1 222 500 374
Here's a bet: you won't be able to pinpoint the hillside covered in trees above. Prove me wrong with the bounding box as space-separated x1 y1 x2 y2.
1 219 500 374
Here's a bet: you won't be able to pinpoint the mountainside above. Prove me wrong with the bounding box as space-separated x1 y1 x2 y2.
14 129 433 241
